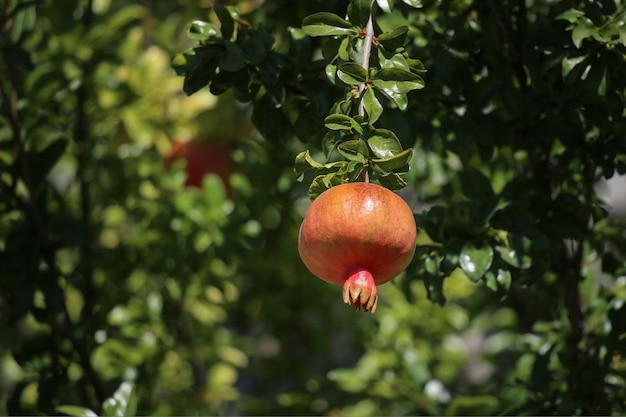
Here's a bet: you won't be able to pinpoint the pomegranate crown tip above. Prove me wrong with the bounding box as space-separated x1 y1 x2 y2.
342 269 378 314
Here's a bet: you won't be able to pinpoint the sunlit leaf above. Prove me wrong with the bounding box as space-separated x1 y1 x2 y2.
371 148 412 171
337 140 369 161
376 0 393 13
459 241 494 282
363 87 383 124
187 20 220 40
324 114 364 134
371 68 425 93
367 129 402 158
401 0 423 8
337 63 369 85
302 13 357 37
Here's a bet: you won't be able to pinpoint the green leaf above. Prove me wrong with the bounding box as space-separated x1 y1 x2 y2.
371 68 425 94
407 58 427 74
459 241 494 282
363 87 383 124
55 406 98 417
346 160 366 181
309 173 346 200
402 0 423 7
337 140 369 162
214 5 235 39
484 269 512 299
376 0 393 13
294 150 324 177
325 63 338 83
322 131 343 157
372 148 412 171
377 170 407 190
324 114 364 134
337 63 369 85
378 51 411 71
101 381 136 417
383 90 408 110
377 26 408 52
495 246 532 269
422 271 446 305
367 129 402 158
187 20 219 40
556 8 585 24
9 1 36 43
347 0 371 28
302 13 357 37
219 42 245 72
571 19 594 48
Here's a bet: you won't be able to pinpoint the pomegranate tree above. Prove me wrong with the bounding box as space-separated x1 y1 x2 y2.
298 182 417 313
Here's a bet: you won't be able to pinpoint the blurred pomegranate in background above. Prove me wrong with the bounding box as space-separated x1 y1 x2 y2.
164 139 235 195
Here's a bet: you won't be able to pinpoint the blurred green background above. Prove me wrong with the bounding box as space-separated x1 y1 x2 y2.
1 0 625 415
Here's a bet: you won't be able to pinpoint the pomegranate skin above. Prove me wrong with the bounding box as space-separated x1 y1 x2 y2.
298 182 417 288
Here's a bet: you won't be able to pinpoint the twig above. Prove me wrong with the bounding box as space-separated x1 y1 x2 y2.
358 0 376 117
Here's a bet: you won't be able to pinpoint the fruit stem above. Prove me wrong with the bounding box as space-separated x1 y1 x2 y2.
342 269 378 313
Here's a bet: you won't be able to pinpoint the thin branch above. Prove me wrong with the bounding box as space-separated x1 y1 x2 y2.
358 0 376 118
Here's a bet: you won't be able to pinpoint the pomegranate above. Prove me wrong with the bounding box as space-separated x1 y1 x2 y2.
164 140 234 195
298 182 416 313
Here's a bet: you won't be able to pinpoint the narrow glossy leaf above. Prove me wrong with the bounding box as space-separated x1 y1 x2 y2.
309 173 347 200
372 148 412 171
384 91 408 110
187 20 219 40
324 114 364 134
337 140 369 161
325 63 338 83
347 0 371 28
459 241 494 282
367 129 402 158
371 68 425 93
495 246 532 269
338 36 351 61
402 0 423 7
377 170 407 190
214 5 235 39
55 406 98 417
377 26 408 52
302 13 357 37
337 63 368 85
363 87 383 124
376 0 393 13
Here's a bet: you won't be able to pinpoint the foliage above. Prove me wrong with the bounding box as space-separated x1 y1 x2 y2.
1 0 626 416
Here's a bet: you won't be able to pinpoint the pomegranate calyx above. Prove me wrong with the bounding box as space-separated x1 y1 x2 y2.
342 269 378 313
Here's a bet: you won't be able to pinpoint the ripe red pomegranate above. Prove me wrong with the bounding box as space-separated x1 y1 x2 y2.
164 140 234 195
298 182 416 313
